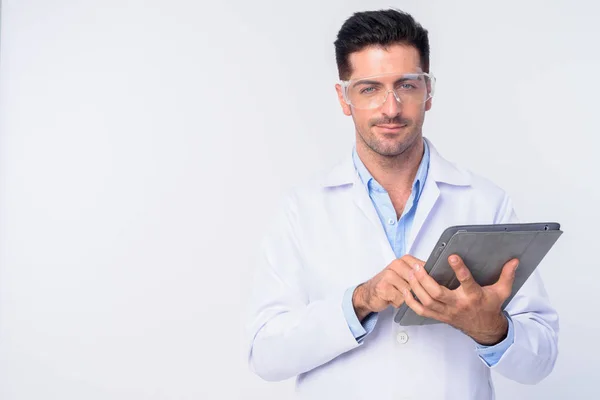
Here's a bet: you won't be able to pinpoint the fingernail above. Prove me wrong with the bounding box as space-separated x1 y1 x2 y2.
408 271 415 280
413 263 421 272
450 256 458 265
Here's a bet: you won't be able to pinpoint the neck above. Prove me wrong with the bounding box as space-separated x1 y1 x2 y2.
356 135 424 193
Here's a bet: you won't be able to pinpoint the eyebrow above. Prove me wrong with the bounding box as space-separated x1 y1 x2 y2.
353 76 419 86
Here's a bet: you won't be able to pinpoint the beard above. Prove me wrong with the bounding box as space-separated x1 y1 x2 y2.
356 114 424 157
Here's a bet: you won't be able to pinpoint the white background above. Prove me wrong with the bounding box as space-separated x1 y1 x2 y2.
1 0 598 399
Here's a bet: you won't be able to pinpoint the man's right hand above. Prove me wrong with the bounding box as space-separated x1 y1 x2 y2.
352 255 426 321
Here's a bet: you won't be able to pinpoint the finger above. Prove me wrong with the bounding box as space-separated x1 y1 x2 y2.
375 278 406 309
388 258 416 282
401 287 444 322
387 273 411 299
392 258 453 308
400 254 426 270
389 290 406 308
491 258 519 301
448 254 480 294
412 262 454 305
407 267 447 313
381 269 412 307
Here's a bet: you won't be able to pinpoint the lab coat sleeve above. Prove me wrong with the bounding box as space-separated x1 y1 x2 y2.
476 312 515 366
488 193 560 384
342 284 379 342
245 192 364 382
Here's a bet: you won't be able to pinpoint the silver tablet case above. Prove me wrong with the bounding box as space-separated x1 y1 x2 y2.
394 228 563 326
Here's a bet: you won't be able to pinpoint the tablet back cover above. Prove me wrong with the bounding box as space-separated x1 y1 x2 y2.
394 229 562 326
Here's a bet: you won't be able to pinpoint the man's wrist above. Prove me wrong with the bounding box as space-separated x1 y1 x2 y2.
352 284 371 322
469 313 509 346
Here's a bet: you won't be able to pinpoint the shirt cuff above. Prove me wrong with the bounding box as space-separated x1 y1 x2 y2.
342 284 378 343
475 312 515 367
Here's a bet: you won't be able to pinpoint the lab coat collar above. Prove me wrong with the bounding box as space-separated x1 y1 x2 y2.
321 137 472 188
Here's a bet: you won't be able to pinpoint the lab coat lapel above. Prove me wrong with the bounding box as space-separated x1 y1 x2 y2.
321 138 471 263
407 137 472 254
320 151 382 232
407 172 440 253
320 153 396 263
350 171 397 262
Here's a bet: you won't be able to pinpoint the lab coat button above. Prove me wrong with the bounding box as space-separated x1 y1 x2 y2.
396 331 409 344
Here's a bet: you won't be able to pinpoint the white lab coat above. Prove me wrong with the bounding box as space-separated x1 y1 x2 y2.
245 137 559 400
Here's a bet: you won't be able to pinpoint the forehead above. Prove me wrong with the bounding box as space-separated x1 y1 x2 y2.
347 44 422 80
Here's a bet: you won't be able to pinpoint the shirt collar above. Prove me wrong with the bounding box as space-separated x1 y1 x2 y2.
321 137 471 188
351 138 430 199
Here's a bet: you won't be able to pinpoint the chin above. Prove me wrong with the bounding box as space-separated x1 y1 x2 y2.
368 132 419 157
369 142 407 157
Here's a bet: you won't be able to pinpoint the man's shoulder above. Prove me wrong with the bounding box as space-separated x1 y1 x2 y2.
427 140 510 202
271 155 353 218
280 143 513 212
464 167 509 199
289 153 353 193
444 161 514 224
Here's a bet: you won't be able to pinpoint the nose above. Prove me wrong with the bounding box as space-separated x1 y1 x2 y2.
381 90 402 116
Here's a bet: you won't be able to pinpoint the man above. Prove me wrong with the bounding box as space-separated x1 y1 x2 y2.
245 9 558 400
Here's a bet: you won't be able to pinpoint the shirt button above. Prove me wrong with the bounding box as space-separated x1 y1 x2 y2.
396 331 409 344
388 218 396 225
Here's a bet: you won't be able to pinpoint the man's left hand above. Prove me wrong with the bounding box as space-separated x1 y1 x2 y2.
402 254 519 346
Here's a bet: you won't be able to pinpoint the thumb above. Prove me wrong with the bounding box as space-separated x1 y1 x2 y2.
494 258 519 300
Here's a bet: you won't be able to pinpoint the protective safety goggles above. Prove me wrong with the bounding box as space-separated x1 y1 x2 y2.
340 72 436 110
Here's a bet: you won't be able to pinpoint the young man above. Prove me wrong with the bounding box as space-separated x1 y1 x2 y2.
245 9 558 400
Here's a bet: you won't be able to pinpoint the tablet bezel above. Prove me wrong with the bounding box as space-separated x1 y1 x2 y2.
425 222 561 272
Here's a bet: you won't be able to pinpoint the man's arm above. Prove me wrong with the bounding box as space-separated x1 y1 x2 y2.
244 194 362 382
486 193 559 383
401 192 559 384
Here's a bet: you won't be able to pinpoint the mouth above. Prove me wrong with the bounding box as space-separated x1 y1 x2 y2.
374 124 407 132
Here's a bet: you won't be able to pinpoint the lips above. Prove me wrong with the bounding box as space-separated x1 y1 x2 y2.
376 124 405 129
374 124 408 132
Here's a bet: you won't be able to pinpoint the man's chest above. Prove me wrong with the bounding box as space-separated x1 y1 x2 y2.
294 185 498 300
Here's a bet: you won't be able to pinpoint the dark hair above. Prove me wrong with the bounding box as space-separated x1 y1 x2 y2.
334 9 430 80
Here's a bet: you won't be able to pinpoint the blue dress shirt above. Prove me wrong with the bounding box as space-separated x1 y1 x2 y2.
342 138 514 366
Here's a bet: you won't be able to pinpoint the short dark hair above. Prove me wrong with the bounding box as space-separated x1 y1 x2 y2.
334 9 430 80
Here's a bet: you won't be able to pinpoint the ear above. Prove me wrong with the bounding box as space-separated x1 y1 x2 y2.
425 97 433 111
425 78 433 111
335 84 352 116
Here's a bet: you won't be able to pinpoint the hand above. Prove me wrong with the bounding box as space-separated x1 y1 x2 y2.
402 254 519 345
352 255 426 321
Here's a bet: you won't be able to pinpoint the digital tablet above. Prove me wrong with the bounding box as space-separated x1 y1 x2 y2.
393 222 563 326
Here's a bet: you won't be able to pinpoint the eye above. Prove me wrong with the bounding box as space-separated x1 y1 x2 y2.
360 86 377 95
398 82 417 90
